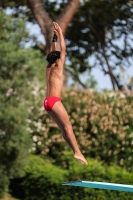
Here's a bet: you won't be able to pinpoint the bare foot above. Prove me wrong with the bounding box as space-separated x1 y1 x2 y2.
74 153 88 165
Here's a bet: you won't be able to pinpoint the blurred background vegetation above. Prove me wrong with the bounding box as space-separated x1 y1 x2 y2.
0 0 133 199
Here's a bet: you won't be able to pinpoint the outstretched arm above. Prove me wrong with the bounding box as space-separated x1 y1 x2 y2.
53 22 66 62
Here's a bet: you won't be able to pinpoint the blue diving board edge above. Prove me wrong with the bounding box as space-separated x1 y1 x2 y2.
62 181 133 192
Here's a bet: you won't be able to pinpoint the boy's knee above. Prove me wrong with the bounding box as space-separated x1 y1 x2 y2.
64 122 72 132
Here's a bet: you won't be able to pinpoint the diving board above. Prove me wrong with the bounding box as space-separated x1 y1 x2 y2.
62 181 133 192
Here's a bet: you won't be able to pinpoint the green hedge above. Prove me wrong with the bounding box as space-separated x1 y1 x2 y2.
29 89 133 171
10 155 133 200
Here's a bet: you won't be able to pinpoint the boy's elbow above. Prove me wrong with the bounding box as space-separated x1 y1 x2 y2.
61 46 66 51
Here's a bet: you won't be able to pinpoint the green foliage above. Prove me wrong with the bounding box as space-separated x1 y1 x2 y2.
2 0 133 89
0 11 46 196
0 0 27 8
10 155 133 200
29 89 133 171
66 0 133 89
0 0 66 20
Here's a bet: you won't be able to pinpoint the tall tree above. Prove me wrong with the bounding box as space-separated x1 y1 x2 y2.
1 0 132 89
0 11 45 196
0 0 80 52
0 0 84 87
27 0 80 54
66 0 133 90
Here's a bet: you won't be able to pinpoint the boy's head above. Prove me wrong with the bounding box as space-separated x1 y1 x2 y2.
46 51 60 64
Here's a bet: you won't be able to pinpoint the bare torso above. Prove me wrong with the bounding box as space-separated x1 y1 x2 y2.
46 60 64 97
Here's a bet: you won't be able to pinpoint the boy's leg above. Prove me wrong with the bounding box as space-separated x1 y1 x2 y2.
51 101 88 165
47 110 75 151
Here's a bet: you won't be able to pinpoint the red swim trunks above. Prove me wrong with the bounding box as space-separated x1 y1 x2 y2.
44 96 61 111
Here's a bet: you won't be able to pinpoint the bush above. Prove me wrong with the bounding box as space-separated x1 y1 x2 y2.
29 89 133 171
10 155 133 200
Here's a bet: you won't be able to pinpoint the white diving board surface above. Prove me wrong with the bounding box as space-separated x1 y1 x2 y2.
62 181 133 192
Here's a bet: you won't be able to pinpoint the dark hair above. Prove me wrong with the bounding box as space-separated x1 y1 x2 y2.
119 85 124 89
46 51 60 64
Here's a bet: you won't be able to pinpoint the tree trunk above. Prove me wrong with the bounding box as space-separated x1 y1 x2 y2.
56 0 80 35
27 0 80 54
101 46 116 91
